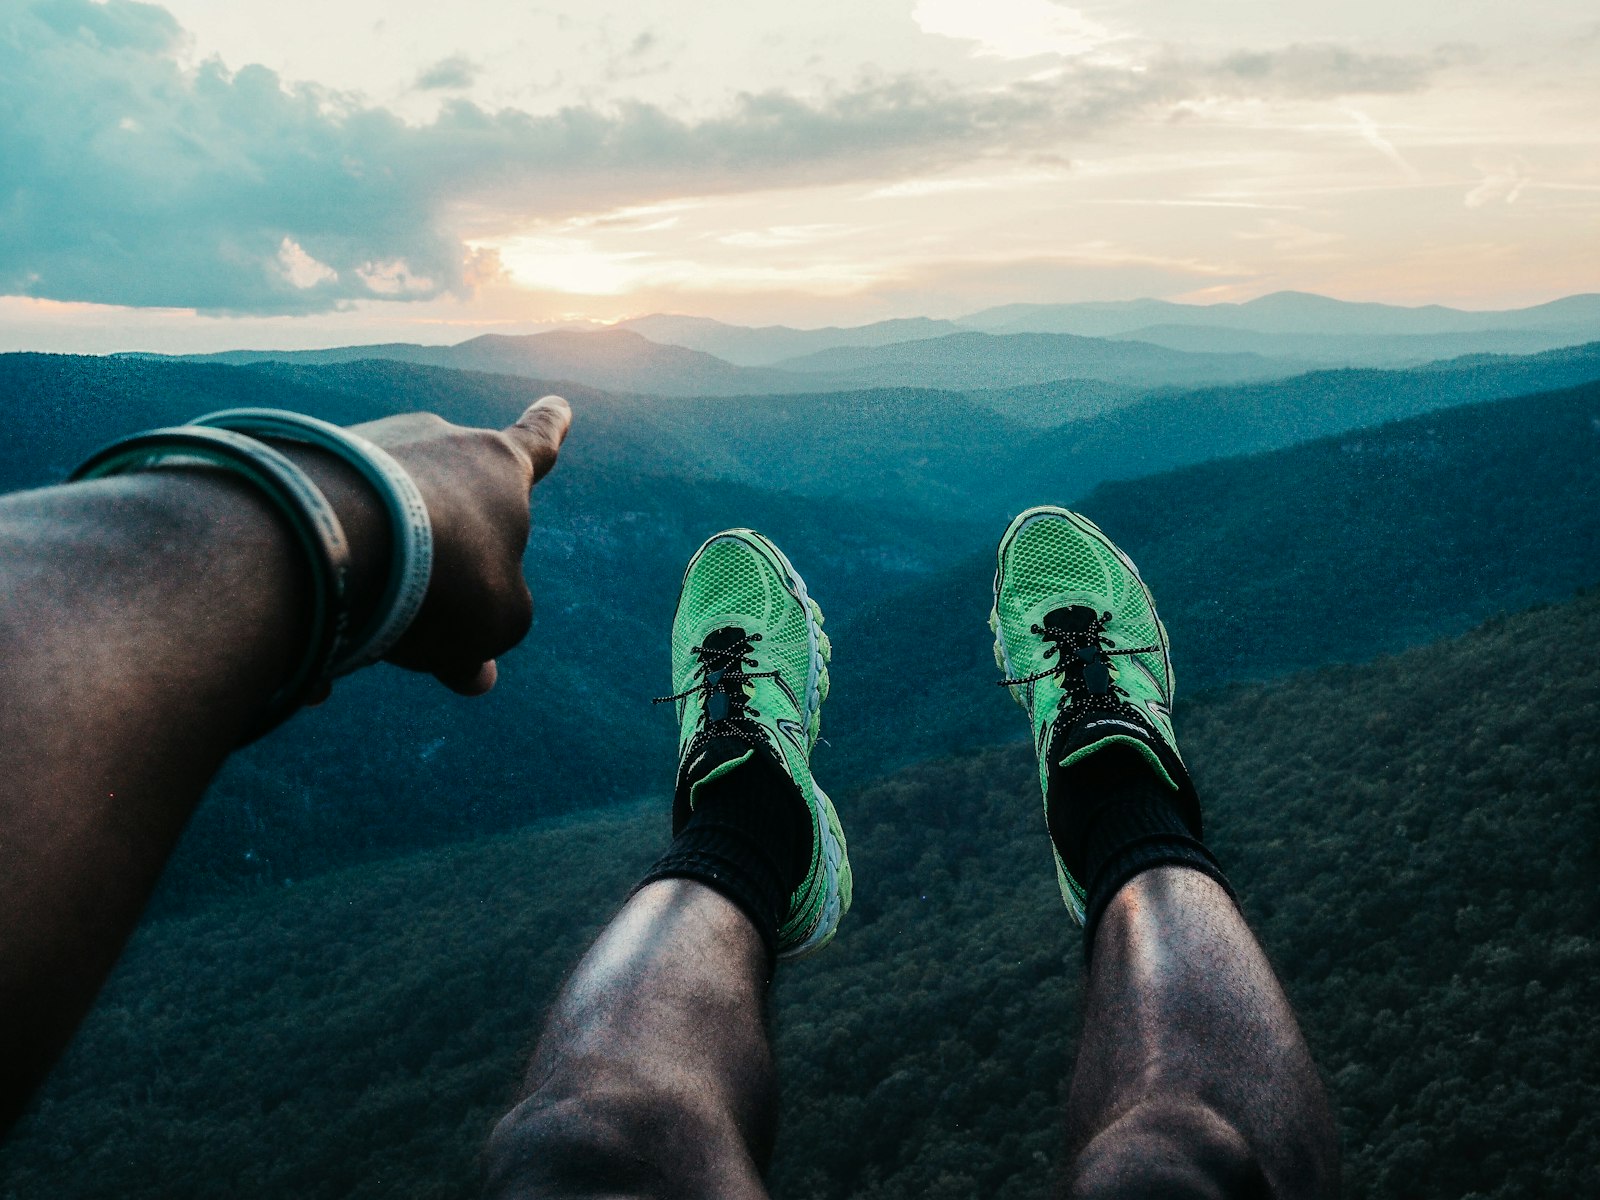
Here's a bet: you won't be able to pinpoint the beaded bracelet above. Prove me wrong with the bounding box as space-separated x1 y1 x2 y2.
70 426 351 738
190 409 434 674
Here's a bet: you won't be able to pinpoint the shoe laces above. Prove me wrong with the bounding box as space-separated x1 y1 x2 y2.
998 609 1158 710
653 628 778 726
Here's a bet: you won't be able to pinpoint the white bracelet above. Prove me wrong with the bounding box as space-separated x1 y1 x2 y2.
71 425 353 739
191 408 433 674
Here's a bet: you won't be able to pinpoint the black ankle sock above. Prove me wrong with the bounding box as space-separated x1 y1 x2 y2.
635 752 810 967
1050 747 1234 961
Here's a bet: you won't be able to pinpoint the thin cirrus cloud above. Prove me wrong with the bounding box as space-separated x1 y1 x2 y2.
0 0 1455 316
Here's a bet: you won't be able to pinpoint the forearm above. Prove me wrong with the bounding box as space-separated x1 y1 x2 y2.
0 461 383 1125
0 393 570 1133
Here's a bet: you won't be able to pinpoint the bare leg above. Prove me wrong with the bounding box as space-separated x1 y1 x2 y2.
1064 867 1339 1199
483 880 775 1200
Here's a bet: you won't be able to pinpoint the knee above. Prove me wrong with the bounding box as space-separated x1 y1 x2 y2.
482 1085 668 1200
1068 1097 1271 1200
482 1071 763 1200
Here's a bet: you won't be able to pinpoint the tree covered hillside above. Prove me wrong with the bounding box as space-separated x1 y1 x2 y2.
4 353 1596 909
0 354 989 908
4 590 1595 1199
826 377 1600 781
1000 341 1600 506
252 342 1600 521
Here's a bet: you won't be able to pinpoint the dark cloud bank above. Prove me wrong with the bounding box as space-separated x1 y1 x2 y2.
0 0 1457 314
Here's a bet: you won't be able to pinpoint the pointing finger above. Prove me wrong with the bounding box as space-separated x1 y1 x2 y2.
436 659 498 696
508 395 572 484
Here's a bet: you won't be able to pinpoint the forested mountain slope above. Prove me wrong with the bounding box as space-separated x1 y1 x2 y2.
0 353 995 904
1105 322 1595 367
253 341 1600 523
965 289 1600 339
825 377 1600 780
616 313 967 366
175 329 810 397
16 341 1600 525
769 330 1308 391
252 358 1035 516
5 352 1596 907
0 355 398 488
6 589 1595 1200
6 352 1598 909
996 341 1600 507
158 368 1600 904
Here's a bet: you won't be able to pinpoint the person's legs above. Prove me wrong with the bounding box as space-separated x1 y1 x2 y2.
484 530 849 1199
990 506 1338 1198
1064 865 1338 1199
483 880 776 1200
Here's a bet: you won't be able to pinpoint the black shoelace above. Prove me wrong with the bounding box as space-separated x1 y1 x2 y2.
998 610 1157 710
653 629 778 726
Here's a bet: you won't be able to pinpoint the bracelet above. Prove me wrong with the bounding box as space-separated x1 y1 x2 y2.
69 426 351 738
190 409 434 674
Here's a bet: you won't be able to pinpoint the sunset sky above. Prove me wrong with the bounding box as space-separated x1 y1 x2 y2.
3 0 1597 352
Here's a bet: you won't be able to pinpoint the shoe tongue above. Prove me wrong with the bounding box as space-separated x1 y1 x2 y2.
701 624 750 651
676 733 796 831
1043 605 1098 634
697 625 752 724
1050 713 1177 792
1043 605 1111 693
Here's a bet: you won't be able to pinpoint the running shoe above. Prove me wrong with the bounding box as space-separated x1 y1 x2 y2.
657 529 850 959
990 505 1199 922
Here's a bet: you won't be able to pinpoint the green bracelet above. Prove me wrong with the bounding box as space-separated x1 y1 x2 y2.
70 425 352 740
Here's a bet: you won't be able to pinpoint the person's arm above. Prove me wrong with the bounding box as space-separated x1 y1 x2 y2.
0 397 571 1132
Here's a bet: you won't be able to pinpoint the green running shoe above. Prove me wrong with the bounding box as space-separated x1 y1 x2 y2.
990 506 1200 923
658 529 850 959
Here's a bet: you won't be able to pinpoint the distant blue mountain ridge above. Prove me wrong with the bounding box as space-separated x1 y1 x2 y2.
133 291 1600 398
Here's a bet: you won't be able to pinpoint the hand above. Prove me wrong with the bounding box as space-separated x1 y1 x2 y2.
350 394 572 695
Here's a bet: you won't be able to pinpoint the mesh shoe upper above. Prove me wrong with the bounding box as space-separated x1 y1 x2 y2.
664 530 850 959
990 506 1195 920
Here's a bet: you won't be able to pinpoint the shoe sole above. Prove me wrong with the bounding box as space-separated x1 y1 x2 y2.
680 529 850 960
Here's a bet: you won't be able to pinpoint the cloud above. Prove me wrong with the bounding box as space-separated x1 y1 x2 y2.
0 1 1461 314
1466 159 1531 209
1216 43 1443 96
1344 107 1421 181
277 238 338 288
414 55 477 91
912 0 1119 61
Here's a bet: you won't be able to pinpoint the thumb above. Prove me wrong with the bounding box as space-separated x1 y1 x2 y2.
436 659 498 696
508 394 572 485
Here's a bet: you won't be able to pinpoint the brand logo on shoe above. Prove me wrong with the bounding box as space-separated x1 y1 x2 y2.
776 717 808 749
1084 717 1152 738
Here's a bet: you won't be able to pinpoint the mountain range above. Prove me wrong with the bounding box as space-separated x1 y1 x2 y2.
168 327 1309 398
133 291 1600 398
960 289 1600 338
225 339 1600 521
5 304 1599 1200
7 337 1597 905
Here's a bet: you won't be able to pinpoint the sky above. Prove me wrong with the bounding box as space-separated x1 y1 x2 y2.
1 0 1597 352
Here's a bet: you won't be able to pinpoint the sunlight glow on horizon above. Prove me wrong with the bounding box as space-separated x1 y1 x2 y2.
2 0 1597 352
